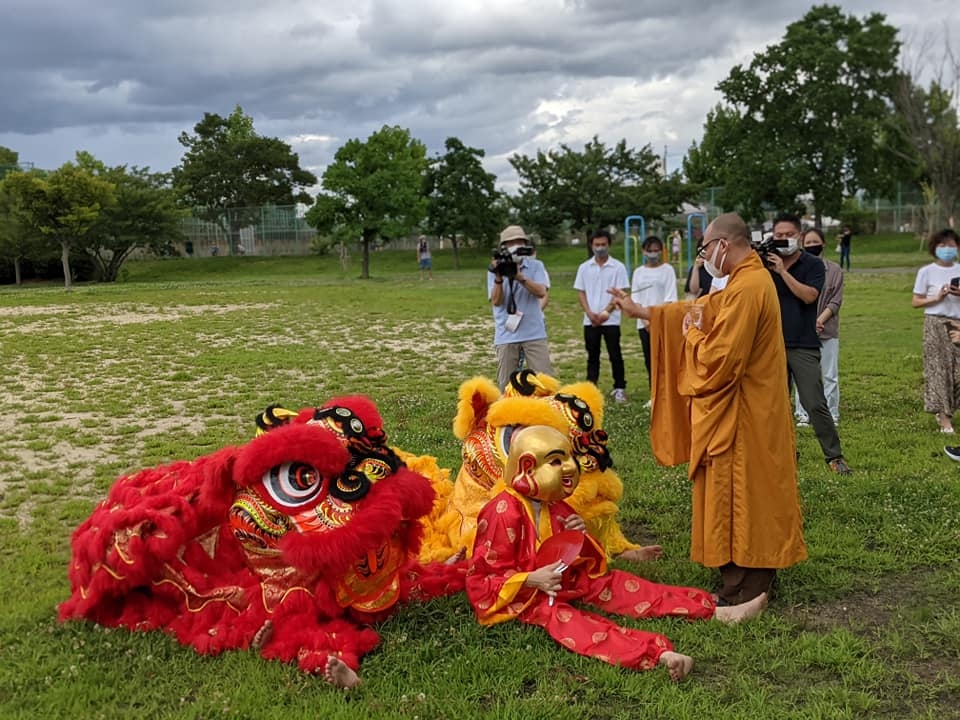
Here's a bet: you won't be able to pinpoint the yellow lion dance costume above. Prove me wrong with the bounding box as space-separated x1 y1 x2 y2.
419 370 659 564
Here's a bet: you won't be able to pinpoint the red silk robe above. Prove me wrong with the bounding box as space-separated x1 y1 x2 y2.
467 489 715 670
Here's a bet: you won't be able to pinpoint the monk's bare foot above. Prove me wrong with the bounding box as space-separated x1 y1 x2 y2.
445 547 467 564
658 651 694 682
618 545 664 562
250 620 273 651
714 592 768 624
323 655 361 690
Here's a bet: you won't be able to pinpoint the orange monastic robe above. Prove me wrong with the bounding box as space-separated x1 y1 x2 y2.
648 252 807 570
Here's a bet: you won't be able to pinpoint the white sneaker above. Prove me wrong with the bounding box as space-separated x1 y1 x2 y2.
611 388 628 403
643 399 652 409
795 416 810 427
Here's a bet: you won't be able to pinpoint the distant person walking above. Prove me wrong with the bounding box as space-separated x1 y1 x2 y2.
838 226 852 271
417 235 433 280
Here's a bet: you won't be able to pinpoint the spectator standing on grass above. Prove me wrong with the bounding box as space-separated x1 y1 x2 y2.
489 225 552 391
573 230 629 403
631 236 678 406
911 228 960 434
417 235 433 280
765 212 851 475
795 228 844 426
670 229 682 264
685 254 713 298
838 225 852 271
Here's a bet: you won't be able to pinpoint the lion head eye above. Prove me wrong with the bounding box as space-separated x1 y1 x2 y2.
261 462 325 511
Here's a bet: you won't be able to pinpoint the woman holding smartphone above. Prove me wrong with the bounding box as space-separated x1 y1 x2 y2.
912 228 960 433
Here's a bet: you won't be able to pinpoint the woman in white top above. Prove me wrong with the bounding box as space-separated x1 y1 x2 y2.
912 229 960 433
631 236 678 398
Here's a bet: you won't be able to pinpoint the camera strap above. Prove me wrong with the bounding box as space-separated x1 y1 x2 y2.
505 278 518 315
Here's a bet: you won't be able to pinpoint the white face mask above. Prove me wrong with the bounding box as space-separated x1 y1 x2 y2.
704 240 727 279
776 237 800 256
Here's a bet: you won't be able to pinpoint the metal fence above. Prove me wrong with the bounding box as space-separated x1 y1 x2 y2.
177 205 317 257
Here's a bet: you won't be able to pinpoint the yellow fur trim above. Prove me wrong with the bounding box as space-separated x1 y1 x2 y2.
486 397 569 433
453 377 501 440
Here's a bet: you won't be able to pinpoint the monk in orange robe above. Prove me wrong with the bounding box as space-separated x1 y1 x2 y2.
610 213 808 605
466 425 768 681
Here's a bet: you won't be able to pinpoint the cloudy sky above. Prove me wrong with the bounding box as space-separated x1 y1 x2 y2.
1 0 957 191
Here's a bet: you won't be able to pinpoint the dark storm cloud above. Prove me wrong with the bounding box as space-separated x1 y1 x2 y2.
0 0 956 182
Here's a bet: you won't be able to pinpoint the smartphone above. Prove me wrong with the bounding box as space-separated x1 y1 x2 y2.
951 277 960 288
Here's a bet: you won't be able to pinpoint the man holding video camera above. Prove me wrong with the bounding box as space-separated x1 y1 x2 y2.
764 212 851 475
488 225 553 390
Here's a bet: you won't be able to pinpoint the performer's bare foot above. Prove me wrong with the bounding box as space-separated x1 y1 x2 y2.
658 651 694 681
714 592 768 624
250 620 273 651
323 655 361 690
617 545 664 562
445 547 467 564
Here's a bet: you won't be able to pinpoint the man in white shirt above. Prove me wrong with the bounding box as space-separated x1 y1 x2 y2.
573 230 630 402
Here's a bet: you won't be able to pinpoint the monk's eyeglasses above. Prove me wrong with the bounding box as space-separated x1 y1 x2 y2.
696 237 724 259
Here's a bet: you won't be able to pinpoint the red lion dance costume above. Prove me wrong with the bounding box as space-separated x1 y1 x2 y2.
59 396 465 680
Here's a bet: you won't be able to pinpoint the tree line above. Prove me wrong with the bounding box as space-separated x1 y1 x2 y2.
1 4 957 285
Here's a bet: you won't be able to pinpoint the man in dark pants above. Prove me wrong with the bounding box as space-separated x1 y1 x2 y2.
573 230 629 402
767 213 852 475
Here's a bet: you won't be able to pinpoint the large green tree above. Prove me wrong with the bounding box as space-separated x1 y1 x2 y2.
306 125 428 279
893 37 960 231
510 136 687 241
76 152 185 281
172 106 316 255
0 177 43 285
686 5 904 224
1 164 115 289
423 137 501 269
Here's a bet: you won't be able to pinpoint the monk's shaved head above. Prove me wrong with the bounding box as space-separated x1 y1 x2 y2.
705 213 751 246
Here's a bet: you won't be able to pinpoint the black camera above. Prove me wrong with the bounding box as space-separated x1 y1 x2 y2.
752 235 789 262
491 246 534 279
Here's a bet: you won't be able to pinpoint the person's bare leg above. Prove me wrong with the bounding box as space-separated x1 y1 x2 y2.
658 651 694 681
250 620 273 651
324 655 361 690
714 592 768 624
445 547 467 564
617 545 664 562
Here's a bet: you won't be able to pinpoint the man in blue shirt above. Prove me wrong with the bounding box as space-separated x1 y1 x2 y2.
489 225 553 390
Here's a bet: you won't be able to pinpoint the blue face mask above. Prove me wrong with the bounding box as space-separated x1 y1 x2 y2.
643 252 661 264
936 246 958 262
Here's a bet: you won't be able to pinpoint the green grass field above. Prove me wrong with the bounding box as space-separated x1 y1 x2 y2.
0 233 958 719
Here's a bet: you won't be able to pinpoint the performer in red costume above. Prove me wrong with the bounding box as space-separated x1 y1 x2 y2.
60 395 465 690
466 425 767 681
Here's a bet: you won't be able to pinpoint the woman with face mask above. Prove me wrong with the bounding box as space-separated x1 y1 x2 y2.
911 229 960 433
630 236 678 406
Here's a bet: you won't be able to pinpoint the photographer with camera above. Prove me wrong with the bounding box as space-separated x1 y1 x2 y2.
765 213 851 475
489 225 553 390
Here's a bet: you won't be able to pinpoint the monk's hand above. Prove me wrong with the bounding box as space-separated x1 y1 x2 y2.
525 561 565 596
607 288 642 317
560 514 587 532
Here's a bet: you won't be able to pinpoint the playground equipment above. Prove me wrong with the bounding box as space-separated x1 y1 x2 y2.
623 215 646 276
624 212 709 278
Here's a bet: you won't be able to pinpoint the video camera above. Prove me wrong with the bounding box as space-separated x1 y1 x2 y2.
491 245 534 279
751 235 789 261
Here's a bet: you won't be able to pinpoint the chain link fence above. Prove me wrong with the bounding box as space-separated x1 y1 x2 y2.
176 205 317 257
